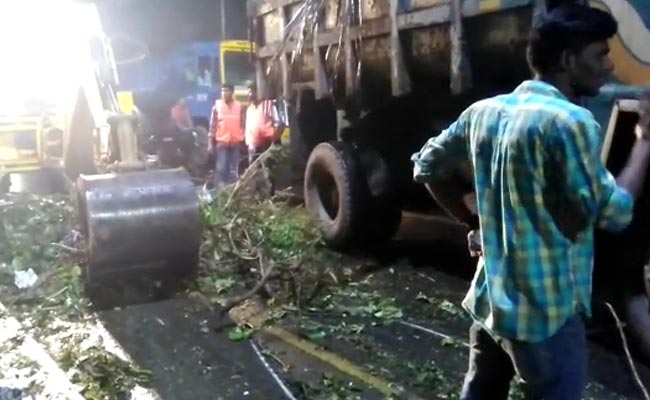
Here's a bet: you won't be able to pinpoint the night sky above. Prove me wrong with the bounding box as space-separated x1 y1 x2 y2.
96 0 248 55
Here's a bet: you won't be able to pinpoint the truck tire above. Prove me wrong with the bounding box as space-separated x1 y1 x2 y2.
305 142 363 249
305 142 402 249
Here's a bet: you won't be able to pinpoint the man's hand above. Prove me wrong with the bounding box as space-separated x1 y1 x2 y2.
467 229 482 258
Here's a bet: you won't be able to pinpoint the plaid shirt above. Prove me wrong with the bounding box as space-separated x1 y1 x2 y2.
412 80 634 342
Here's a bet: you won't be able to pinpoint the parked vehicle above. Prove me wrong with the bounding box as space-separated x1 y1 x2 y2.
249 0 650 362
116 40 256 129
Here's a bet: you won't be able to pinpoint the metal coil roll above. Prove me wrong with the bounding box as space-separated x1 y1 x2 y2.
77 168 201 283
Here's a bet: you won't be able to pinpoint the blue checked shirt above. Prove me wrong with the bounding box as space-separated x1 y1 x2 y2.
412 80 634 342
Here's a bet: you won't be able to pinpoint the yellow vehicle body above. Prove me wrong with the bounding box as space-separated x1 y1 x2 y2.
220 40 256 104
0 117 42 177
0 2 128 187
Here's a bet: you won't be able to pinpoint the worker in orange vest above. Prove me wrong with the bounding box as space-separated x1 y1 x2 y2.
209 84 245 189
245 85 285 164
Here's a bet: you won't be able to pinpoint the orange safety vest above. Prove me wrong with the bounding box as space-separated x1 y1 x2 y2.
245 101 276 149
213 100 244 144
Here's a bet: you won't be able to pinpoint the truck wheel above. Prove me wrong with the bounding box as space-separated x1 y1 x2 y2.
305 142 363 249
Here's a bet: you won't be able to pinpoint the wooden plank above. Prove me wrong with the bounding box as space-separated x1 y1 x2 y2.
449 0 472 94
313 22 329 99
389 0 412 96
278 6 292 99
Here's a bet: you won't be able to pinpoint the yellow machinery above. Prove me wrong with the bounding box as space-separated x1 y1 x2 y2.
0 2 201 298
0 1 145 188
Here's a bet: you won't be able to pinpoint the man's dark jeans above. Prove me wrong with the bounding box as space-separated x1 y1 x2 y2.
460 315 587 400
214 143 242 190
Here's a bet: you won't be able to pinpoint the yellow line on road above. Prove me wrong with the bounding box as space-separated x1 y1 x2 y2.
263 325 422 400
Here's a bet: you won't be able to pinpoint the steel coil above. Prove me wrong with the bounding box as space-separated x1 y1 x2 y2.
77 168 201 283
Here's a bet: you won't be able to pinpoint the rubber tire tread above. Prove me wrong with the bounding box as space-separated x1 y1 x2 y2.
305 142 363 249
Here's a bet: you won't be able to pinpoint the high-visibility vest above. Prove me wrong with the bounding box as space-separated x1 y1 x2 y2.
245 101 276 149
214 100 244 144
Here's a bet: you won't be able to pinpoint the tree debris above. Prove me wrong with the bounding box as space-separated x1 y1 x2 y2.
0 192 155 400
198 145 340 321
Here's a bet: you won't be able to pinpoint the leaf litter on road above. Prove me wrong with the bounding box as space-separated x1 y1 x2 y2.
0 192 155 399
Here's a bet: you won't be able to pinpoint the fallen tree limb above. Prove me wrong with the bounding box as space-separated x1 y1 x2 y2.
218 262 278 320
50 243 84 255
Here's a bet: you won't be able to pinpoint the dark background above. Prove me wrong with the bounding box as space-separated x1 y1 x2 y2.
95 0 248 54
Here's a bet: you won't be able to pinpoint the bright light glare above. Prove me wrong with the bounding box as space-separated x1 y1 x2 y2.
0 1 104 117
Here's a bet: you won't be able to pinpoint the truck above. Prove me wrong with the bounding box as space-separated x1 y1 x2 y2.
248 0 650 362
116 40 256 129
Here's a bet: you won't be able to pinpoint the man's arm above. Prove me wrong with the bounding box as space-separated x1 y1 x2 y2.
412 112 477 230
425 180 479 231
551 105 650 235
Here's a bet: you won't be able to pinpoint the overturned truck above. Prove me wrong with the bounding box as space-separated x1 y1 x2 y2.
248 0 650 361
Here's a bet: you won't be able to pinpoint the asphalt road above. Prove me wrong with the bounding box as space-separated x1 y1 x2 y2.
2 206 647 399
82 211 650 400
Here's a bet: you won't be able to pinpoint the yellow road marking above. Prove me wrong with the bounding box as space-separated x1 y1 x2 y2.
263 325 422 399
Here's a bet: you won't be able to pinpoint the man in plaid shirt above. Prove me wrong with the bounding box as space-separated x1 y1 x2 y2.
412 3 650 399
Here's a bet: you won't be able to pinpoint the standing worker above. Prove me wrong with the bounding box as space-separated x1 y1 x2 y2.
245 85 285 164
412 4 650 400
209 84 245 189
171 97 193 131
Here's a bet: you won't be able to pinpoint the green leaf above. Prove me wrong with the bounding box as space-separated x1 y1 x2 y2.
306 330 327 341
228 326 255 341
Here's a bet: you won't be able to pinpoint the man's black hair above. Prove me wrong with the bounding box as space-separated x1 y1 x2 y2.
222 83 234 90
527 3 617 75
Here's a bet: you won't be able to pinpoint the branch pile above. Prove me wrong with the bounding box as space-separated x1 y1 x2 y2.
198 145 340 316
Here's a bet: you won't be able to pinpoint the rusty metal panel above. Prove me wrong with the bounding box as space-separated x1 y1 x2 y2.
286 3 302 21
262 58 284 98
359 37 392 107
360 37 391 69
290 51 316 83
324 1 340 30
362 0 389 20
262 11 283 44
409 25 452 80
